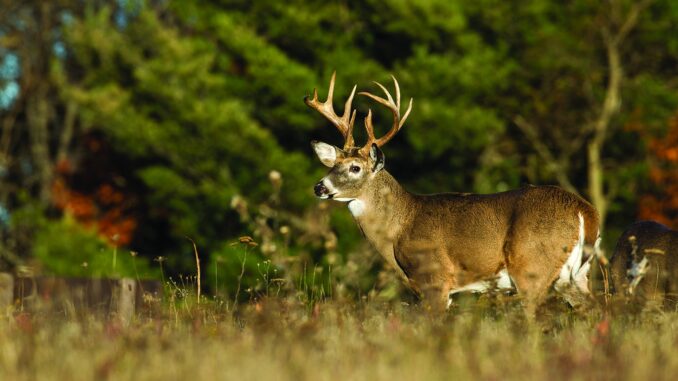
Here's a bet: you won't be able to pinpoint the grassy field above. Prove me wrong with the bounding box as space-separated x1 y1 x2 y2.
2 293 678 381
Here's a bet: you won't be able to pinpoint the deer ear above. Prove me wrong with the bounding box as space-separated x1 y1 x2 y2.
369 143 385 173
311 141 340 167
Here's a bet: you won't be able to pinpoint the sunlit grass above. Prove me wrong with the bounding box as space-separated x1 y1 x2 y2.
2 295 678 381
2 233 677 380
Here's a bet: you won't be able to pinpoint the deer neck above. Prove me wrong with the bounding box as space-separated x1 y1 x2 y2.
348 171 414 253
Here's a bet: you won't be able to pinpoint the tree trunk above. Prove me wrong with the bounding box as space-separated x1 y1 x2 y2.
587 139 607 228
26 85 53 205
587 0 645 231
23 1 55 206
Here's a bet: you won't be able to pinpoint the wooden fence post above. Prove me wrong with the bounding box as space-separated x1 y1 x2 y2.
0 273 13 308
114 278 136 326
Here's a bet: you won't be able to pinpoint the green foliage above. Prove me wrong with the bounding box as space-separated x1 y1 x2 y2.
207 243 263 299
31 215 155 278
2 0 678 297
60 7 319 267
54 0 678 280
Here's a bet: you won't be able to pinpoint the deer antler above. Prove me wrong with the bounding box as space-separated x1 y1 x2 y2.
358 76 413 156
304 71 358 151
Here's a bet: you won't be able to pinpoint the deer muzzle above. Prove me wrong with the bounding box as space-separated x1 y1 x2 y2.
314 182 330 198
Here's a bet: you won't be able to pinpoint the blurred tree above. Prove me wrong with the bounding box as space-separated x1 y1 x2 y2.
486 0 678 232
56 5 321 273
0 1 83 206
1 0 677 296
0 0 86 269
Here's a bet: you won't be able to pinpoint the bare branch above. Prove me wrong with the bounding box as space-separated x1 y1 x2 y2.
613 0 653 46
514 116 579 195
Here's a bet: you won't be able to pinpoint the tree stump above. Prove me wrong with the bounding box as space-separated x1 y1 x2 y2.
0 273 13 308
113 278 136 326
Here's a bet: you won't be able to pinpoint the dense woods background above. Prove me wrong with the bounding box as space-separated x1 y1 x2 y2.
1 0 677 298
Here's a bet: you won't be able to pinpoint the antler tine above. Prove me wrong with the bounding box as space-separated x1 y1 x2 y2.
345 85 357 108
304 71 358 150
375 81 394 105
360 83 393 109
392 75 401 110
358 75 413 155
363 109 376 148
327 71 336 108
345 108 357 149
400 98 413 128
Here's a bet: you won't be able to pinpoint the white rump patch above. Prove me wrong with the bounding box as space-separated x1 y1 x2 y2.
554 212 593 306
447 269 515 308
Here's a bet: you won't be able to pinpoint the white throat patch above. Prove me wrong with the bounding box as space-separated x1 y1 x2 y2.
347 199 365 217
332 197 365 217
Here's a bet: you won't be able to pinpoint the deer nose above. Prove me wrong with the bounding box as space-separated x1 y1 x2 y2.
314 182 328 197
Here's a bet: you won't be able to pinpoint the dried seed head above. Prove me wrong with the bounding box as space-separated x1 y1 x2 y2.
234 236 258 247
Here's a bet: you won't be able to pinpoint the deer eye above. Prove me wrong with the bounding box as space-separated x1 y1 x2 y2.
349 165 361 174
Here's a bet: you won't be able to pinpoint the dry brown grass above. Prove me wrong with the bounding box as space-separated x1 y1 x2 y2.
2 295 678 381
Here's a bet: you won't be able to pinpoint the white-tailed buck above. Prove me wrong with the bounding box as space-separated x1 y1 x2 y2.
610 221 678 308
306 72 600 314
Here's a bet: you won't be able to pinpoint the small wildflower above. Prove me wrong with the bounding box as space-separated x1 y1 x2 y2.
230 195 245 209
269 170 282 188
324 233 338 251
261 241 277 255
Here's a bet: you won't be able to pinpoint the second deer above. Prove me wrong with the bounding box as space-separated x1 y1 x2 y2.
610 220 678 308
307 73 600 314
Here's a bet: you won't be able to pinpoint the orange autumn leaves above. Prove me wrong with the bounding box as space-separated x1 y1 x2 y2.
638 114 678 228
52 172 137 246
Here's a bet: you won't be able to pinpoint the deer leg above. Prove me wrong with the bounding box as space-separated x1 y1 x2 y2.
506 240 564 318
509 267 552 319
420 283 449 313
503 234 554 318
